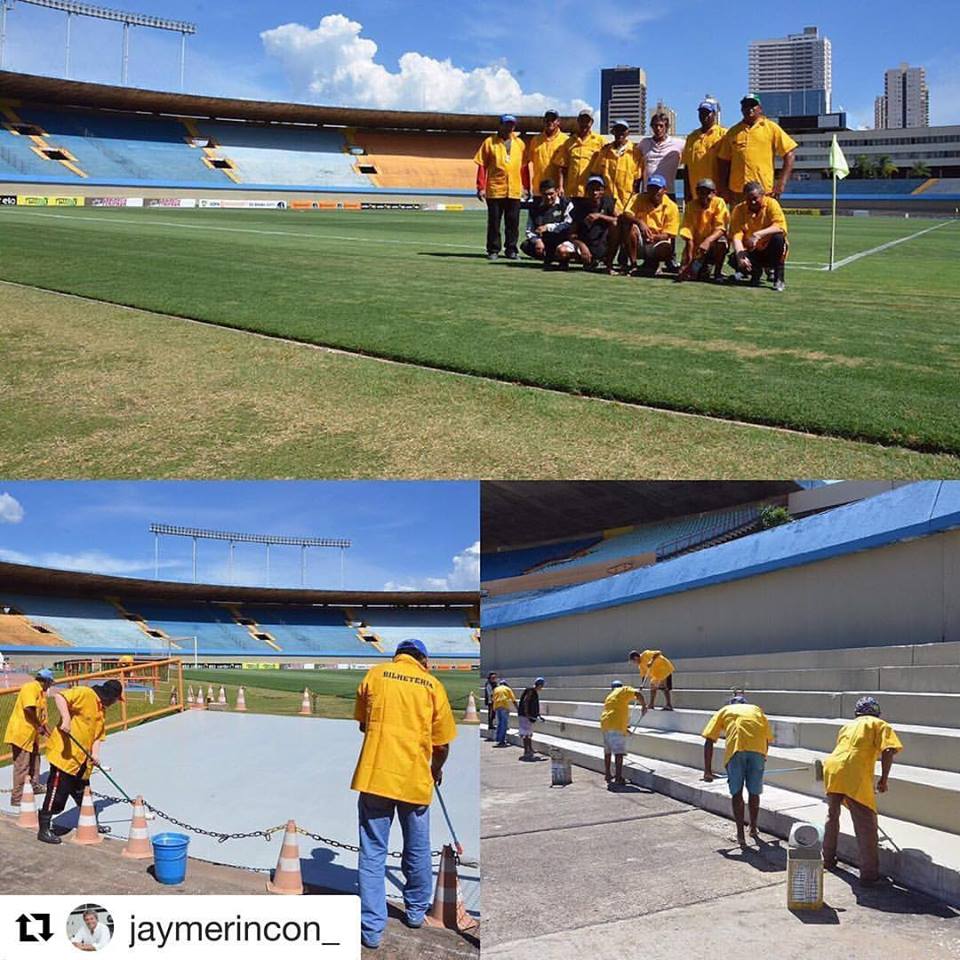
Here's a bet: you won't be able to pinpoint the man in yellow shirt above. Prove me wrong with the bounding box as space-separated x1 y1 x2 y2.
588 119 641 212
729 181 789 291
600 681 647 785
678 178 729 282
702 694 774 846
39 679 122 845
557 109 605 199
524 109 568 199
682 100 727 204
351 638 457 948
491 678 518 747
615 174 680 276
3 667 54 806
474 114 527 261
629 647 676 709
821 696 902 886
717 94 797 205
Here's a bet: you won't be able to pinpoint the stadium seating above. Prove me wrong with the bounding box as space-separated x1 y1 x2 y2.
350 130 478 190
240 604 371 654
361 607 477 656
126 601 264 654
783 178 925 196
0 594 159 651
912 177 960 197
481 537 602 582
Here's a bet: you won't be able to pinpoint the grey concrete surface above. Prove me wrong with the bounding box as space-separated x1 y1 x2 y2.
482 739 960 960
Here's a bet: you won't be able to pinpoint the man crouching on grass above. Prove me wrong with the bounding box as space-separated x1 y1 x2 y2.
600 680 647 785
729 180 788 292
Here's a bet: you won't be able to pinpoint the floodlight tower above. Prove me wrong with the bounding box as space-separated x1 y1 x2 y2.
0 0 196 88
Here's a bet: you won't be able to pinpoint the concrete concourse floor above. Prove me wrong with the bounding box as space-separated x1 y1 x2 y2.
482 739 960 960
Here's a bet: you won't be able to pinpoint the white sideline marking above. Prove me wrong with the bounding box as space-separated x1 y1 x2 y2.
0 209 480 250
817 220 953 271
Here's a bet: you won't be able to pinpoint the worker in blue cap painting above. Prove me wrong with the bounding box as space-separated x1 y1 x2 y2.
3 667 55 807
351 638 458 949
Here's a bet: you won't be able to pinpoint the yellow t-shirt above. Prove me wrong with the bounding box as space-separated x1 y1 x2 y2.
350 653 457 806
3 679 49 752
717 117 798 194
679 194 730 246
626 194 680 236
558 131 606 197
681 124 728 193
491 684 516 711
701 704 774 765
636 650 675 683
473 133 526 200
600 686 639 733
729 196 788 249
822 715 903 812
525 130 569 193
45 686 105 777
588 142 642 212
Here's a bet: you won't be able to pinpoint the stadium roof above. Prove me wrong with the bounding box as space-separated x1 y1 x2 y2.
0 561 476 608
482 481 802 551
0 70 560 133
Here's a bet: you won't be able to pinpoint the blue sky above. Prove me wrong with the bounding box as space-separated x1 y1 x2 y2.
0 482 479 591
3 0 957 129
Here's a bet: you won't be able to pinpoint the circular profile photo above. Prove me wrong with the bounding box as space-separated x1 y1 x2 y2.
67 904 114 952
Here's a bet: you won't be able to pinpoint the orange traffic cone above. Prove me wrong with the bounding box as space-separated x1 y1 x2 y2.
186 686 194 704
71 787 102 845
463 692 480 723
235 687 247 712
424 844 478 932
16 781 39 830
266 820 303 894
207 685 215 702
298 688 311 716
121 796 153 860
217 686 226 706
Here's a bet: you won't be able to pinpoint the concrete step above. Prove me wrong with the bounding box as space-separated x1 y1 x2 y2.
513 713 960 835
536 665 960 694
539 687 960 729
482 727 960 909
506 640 960 678
539 701 960 774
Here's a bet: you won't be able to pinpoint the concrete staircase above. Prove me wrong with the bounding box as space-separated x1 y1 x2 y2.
492 640 960 907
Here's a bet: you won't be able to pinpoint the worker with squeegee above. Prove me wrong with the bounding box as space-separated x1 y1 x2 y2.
38 679 123 844
600 680 647 785
821 695 902 886
629 648 675 710
351 638 457 950
701 693 774 847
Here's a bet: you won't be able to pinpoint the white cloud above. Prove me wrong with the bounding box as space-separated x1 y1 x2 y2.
0 547 172 576
261 14 590 114
0 494 24 524
384 541 480 592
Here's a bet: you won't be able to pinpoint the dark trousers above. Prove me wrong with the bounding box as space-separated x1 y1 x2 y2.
40 763 89 819
822 792 880 881
485 198 520 255
731 233 787 282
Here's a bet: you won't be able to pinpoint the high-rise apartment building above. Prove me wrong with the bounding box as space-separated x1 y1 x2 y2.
748 26 831 117
600 66 647 135
877 63 930 129
651 100 678 134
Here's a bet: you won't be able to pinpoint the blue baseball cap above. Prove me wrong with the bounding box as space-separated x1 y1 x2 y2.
611 118 630 130
396 638 428 659
698 100 718 113
647 173 667 189
534 676 546 686
610 680 623 688
586 174 605 187
729 694 747 704
36 668 54 681
500 114 517 125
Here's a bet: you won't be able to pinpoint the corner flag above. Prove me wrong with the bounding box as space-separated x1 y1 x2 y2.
828 135 849 179
827 135 848 270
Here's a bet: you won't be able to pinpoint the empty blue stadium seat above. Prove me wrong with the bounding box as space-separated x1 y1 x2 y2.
129 601 263 655
360 608 476 657
783 178 926 196
242 605 370 655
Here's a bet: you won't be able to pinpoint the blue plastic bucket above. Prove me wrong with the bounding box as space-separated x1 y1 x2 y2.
152 832 190 884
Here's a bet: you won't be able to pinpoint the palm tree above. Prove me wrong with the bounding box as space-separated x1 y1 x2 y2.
909 160 932 179
852 154 874 179
876 155 898 179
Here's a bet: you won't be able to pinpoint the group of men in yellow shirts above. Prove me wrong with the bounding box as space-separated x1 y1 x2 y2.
473 95 796 290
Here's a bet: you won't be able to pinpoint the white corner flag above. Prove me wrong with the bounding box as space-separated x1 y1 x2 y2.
828 134 848 270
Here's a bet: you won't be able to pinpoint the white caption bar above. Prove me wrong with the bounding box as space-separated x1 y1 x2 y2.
0 895 359 960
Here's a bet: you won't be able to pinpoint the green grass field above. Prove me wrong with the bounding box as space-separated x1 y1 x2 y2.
1 205 958 475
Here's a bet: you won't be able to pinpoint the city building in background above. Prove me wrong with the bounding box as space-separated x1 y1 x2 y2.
749 26 832 118
877 63 930 129
651 100 677 133
600 66 646 135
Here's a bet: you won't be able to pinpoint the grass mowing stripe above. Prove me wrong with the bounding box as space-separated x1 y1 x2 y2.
1 208 957 454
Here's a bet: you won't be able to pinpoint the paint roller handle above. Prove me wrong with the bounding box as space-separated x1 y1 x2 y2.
435 785 464 857
64 730 132 804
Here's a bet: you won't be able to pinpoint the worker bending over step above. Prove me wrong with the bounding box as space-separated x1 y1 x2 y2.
702 693 774 847
600 680 647 785
39 679 123 844
629 649 675 710
821 696 902 887
351 638 457 949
